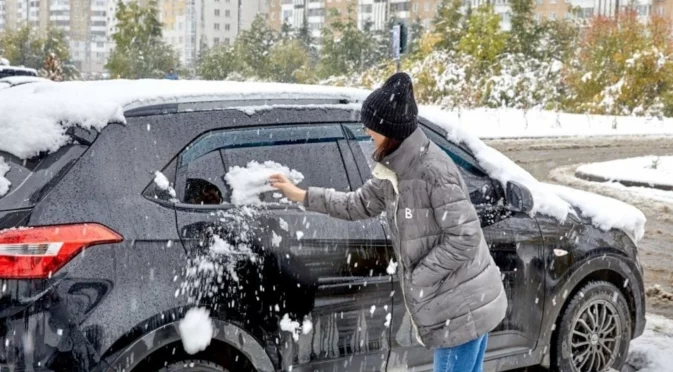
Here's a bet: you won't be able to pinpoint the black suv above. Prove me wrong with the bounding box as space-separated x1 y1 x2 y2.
0 92 645 372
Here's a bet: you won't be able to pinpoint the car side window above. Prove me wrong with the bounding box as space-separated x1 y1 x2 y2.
344 123 489 193
175 124 350 205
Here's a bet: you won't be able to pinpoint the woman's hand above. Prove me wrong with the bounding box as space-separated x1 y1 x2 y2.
269 174 307 203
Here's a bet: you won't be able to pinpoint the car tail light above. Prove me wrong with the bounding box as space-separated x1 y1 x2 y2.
0 224 123 279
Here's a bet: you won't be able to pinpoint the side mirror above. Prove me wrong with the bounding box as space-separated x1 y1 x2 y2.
506 181 534 214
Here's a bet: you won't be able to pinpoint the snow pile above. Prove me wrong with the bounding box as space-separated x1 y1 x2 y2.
279 314 313 341
628 314 673 372
0 158 10 197
421 106 673 139
0 58 9 66
224 160 304 205
179 307 214 355
421 106 647 241
577 156 673 189
153 171 177 198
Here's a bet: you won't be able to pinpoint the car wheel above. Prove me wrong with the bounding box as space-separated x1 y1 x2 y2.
553 281 632 372
158 360 228 372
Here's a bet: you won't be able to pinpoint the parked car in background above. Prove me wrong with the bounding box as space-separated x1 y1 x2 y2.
0 81 645 372
0 64 38 79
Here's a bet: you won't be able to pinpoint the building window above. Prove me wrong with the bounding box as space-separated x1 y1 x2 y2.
214 23 220 30
225 37 230 44
225 23 230 30
214 9 220 16
425 2 431 11
179 36 183 43
225 9 231 17
214 37 220 45
413 3 418 12
96 42 104 48
549 12 556 19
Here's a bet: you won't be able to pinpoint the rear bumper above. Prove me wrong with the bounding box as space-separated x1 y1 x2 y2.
0 279 105 372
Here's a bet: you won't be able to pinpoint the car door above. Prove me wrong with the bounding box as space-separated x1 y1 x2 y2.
171 121 393 372
344 122 546 371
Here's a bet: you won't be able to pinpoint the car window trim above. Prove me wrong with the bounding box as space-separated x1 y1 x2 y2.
172 122 351 210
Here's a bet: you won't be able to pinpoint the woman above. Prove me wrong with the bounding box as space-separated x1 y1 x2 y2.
270 73 507 372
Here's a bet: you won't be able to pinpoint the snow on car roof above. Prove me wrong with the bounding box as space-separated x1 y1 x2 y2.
0 80 645 240
0 79 369 159
0 76 51 86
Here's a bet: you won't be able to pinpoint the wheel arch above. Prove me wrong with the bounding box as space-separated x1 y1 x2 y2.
103 311 276 372
537 253 645 368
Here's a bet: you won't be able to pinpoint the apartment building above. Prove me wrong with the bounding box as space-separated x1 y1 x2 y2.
268 0 439 37
160 0 268 67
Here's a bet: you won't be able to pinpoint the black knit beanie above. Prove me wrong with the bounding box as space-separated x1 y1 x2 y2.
361 72 418 141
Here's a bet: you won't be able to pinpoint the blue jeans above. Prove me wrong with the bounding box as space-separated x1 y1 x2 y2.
433 334 488 372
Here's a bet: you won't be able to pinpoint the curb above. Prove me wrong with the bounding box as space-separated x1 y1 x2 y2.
575 170 673 192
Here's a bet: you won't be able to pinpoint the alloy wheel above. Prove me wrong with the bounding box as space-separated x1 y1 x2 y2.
569 299 622 372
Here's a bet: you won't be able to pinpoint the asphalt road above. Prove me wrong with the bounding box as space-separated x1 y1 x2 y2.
485 135 673 318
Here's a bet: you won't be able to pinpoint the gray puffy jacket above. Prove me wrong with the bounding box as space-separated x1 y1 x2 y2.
306 127 507 349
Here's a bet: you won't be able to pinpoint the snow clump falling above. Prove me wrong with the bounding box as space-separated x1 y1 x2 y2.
179 307 214 355
279 314 313 341
224 160 304 205
0 158 10 197
153 171 177 198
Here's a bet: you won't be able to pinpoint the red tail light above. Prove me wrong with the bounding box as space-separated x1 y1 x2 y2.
0 224 123 279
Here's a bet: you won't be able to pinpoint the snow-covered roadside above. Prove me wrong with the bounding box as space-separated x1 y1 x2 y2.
577 156 673 191
628 314 673 371
421 106 673 139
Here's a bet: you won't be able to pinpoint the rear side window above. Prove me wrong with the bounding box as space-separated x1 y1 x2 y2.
0 145 87 209
174 124 351 205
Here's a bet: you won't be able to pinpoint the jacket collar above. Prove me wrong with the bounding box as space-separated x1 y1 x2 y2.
379 127 430 177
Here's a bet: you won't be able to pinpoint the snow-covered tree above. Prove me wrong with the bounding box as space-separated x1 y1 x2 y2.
106 0 179 79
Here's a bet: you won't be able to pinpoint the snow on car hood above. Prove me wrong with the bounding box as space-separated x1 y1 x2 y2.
420 105 646 242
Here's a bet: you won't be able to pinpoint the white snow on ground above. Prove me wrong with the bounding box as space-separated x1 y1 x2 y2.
224 160 304 205
421 106 647 242
0 158 10 197
178 307 214 355
153 171 177 198
428 107 673 139
577 156 673 188
600 182 673 205
628 314 673 372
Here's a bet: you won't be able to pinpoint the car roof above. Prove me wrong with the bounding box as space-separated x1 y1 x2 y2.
0 65 39 77
3 79 370 117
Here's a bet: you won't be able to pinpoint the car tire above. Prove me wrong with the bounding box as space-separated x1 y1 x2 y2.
553 281 632 372
158 360 228 372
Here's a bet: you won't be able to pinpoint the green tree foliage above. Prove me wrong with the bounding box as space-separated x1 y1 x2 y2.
235 14 277 78
458 5 507 67
106 0 179 78
318 5 373 78
508 0 540 56
196 43 239 80
433 0 464 51
0 26 77 79
267 39 312 83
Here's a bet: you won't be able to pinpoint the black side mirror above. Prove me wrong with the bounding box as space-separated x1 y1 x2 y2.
506 181 534 214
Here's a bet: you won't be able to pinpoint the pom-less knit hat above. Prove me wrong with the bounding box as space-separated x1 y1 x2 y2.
361 72 418 141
